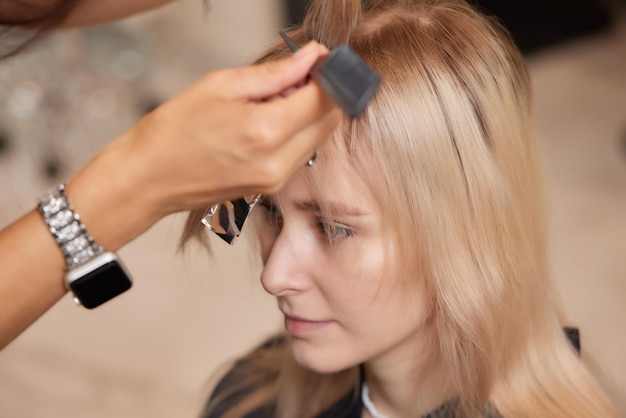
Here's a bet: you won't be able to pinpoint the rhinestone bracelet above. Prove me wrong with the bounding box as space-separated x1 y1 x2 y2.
37 184 103 270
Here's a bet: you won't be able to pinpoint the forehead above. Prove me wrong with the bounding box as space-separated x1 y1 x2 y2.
274 148 377 213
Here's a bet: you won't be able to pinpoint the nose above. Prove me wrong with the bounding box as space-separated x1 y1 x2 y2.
260 228 313 297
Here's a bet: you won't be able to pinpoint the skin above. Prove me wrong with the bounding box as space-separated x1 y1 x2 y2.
258 153 455 416
0 0 339 349
61 0 176 27
0 0 175 27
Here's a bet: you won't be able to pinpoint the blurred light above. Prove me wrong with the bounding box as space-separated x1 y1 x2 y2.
85 88 118 120
6 81 43 119
110 50 146 81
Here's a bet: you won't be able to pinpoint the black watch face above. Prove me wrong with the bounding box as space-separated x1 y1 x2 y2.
69 260 132 309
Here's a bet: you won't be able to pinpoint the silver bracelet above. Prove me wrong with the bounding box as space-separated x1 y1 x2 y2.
37 184 103 270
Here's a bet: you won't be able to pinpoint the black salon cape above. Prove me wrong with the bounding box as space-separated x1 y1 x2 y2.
204 383 362 418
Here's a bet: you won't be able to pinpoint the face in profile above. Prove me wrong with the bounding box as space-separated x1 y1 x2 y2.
258 150 432 373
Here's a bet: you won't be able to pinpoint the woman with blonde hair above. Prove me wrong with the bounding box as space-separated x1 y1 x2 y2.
183 0 619 416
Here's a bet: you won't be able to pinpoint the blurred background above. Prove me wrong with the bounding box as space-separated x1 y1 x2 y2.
0 0 624 416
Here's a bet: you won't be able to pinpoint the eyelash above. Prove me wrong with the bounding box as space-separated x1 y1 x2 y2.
258 199 354 242
258 199 281 226
315 221 354 241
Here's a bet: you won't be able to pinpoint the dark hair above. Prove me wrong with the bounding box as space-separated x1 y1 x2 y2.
0 0 79 58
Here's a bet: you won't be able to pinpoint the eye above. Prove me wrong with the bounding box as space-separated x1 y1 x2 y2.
315 219 354 242
258 198 282 227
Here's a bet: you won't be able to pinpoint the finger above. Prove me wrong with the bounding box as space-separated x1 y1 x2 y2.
279 78 308 98
267 108 341 193
261 78 308 102
225 42 329 100
255 80 339 149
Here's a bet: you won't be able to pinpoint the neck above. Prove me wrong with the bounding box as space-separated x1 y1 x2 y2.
362 328 455 417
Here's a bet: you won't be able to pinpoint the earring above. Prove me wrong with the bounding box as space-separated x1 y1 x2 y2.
307 151 318 167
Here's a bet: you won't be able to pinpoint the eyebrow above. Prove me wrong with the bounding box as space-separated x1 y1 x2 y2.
294 200 369 217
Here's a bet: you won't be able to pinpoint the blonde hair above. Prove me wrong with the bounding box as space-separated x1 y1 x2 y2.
185 1 619 417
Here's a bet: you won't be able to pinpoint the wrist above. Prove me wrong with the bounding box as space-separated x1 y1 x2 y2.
121 108 225 214
65 132 163 251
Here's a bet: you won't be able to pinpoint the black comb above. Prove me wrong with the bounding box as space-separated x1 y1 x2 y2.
279 31 380 118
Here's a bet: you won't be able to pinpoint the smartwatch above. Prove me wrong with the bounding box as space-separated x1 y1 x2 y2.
38 184 132 309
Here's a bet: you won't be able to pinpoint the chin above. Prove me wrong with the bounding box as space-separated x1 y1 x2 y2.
290 339 358 374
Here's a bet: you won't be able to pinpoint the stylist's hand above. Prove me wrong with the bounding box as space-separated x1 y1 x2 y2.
137 41 338 210
66 41 339 250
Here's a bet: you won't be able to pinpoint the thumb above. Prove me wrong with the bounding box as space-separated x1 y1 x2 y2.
225 41 329 101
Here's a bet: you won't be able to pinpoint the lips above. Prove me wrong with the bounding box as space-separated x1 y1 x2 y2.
283 315 334 336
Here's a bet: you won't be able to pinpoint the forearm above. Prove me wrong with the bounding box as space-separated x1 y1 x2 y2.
61 0 177 28
0 132 159 349
0 210 67 349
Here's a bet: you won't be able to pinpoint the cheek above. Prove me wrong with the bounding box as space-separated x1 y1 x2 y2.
318 246 388 311
332 253 431 334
